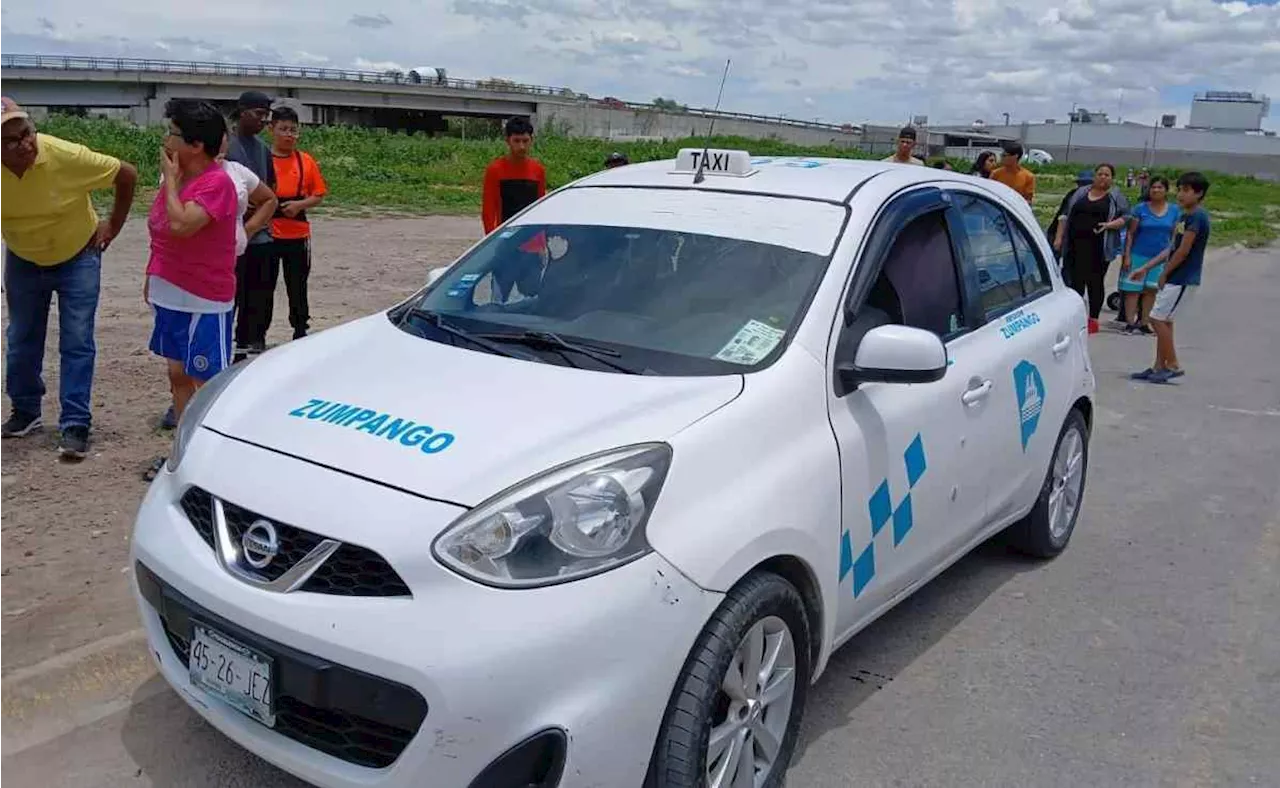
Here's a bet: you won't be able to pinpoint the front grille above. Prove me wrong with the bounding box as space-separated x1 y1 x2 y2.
178 487 410 597
139 562 427 769
221 498 324 583
181 488 216 548
304 544 412 597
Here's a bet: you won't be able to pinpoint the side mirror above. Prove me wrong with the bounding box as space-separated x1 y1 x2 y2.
426 267 447 286
836 324 947 392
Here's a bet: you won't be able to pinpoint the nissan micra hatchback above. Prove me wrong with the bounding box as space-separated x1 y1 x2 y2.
132 149 1095 788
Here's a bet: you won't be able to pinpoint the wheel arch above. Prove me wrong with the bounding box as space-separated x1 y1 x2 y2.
1072 395 1093 433
750 554 825 678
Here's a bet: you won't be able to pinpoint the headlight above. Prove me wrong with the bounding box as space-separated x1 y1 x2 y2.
166 360 250 472
432 444 672 588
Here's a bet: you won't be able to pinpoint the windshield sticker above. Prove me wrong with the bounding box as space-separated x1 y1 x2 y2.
1013 360 1045 451
1000 308 1041 340
287 399 455 454
714 320 786 365
459 273 481 284
446 287 469 298
498 229 516 238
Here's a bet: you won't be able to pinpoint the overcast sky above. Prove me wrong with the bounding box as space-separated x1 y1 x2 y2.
3 0 1277 128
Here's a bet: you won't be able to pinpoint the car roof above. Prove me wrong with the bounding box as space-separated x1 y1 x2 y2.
560 151 1037 230
567 155 913 205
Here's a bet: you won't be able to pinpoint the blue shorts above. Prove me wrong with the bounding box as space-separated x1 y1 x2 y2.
150 306 234 381
1120 253 1163 293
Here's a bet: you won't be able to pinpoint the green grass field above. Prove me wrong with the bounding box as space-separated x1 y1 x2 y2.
41 115 1280 248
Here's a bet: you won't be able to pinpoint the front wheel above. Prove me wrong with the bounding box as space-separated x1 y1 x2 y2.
1006 408 1089 558
647 572 812 788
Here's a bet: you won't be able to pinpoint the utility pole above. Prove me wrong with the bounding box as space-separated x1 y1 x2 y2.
1002 112 1010 127
1065 102 1077 163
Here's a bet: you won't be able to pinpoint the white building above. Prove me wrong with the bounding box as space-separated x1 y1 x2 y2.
1189 92 1271 133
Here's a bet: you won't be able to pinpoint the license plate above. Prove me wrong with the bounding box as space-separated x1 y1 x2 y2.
189 623 275 726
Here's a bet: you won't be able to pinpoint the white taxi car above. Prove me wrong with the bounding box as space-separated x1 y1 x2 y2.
131 149 1095 788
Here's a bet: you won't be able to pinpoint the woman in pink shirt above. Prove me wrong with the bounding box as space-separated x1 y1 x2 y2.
145 99 238 431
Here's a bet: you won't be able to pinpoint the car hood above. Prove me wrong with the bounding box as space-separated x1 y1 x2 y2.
203 314 744 506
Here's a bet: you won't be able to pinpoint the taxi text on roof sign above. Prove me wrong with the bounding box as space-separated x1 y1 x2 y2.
672 148 757 178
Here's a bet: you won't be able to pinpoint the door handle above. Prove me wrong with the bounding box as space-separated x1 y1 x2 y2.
961 380 993 405
1052 335 1072 357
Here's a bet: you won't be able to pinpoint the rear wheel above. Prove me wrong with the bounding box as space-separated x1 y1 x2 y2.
648 572 811 788
1006 408 1089 558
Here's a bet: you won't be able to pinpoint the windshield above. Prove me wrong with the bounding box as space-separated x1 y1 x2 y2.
401 188 846 375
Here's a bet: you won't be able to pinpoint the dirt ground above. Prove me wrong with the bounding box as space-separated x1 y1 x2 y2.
0 216 482 673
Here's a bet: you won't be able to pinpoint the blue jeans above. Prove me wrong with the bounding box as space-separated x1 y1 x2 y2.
4 246 101 429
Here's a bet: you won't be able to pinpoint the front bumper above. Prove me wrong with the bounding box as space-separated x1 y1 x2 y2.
132 429 722 788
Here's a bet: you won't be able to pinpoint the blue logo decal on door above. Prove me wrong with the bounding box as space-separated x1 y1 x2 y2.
839 434 927 598
1013 360 1045 452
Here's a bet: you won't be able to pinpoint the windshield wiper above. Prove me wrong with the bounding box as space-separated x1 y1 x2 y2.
399 307 538 361
473 330 645 375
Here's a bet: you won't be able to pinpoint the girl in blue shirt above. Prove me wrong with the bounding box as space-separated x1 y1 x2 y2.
1119 176 1179 334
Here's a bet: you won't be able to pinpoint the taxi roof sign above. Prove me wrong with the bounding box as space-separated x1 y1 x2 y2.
672 148 757 178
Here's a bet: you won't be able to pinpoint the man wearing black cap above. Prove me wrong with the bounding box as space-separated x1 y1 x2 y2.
226 90 277 362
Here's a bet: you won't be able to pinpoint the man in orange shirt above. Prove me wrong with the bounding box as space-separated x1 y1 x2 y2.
990 141 1035 205
268 106 326 340
482 117 546 236
482 117 547 302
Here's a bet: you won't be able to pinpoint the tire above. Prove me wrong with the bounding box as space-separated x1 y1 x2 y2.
1006 408 1090 558
647 572 812 788
1106 291 1122 312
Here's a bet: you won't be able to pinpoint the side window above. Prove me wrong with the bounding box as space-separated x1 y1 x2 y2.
867 212 967 338
954 194 1023 317
1010 220 1052 298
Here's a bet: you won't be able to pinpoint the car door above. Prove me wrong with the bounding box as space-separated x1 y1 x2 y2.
829 188 998 636
948 190 1079 526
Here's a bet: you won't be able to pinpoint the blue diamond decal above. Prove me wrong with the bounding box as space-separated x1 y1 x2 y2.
892 493 914 546
904 434 926 488
839 530 853 581
852 542 876 597
869 481 892 537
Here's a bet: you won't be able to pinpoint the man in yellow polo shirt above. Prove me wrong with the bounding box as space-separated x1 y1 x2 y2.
1 98 137 459
990 141 1036 205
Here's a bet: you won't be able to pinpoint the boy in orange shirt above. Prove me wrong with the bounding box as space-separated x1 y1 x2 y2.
268 106 326 340
482 117 546 236
482 117 547 302
990 141 1036 205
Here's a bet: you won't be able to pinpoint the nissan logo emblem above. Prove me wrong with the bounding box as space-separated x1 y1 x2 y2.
242 519 280 569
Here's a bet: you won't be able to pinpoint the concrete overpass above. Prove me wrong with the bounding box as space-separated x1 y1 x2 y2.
0 53 861 146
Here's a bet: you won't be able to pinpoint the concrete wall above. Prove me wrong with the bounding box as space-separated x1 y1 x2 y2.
536 103 861 148
973 122 1280 179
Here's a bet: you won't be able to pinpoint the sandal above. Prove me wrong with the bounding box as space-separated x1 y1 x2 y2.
142 456 167 483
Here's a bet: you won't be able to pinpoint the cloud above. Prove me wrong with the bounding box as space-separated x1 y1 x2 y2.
348 13 393 29
353 57 407 72
450 0 529 24
0 0 1274 127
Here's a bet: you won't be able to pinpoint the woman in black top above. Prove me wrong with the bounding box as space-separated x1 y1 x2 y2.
1054 163 1130 319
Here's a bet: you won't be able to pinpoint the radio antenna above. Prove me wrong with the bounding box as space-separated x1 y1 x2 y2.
693 58 732 184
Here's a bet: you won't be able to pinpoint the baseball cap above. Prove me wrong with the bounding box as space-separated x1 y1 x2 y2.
1075 169 1094 185
2 97 30 125
236 90 273 111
